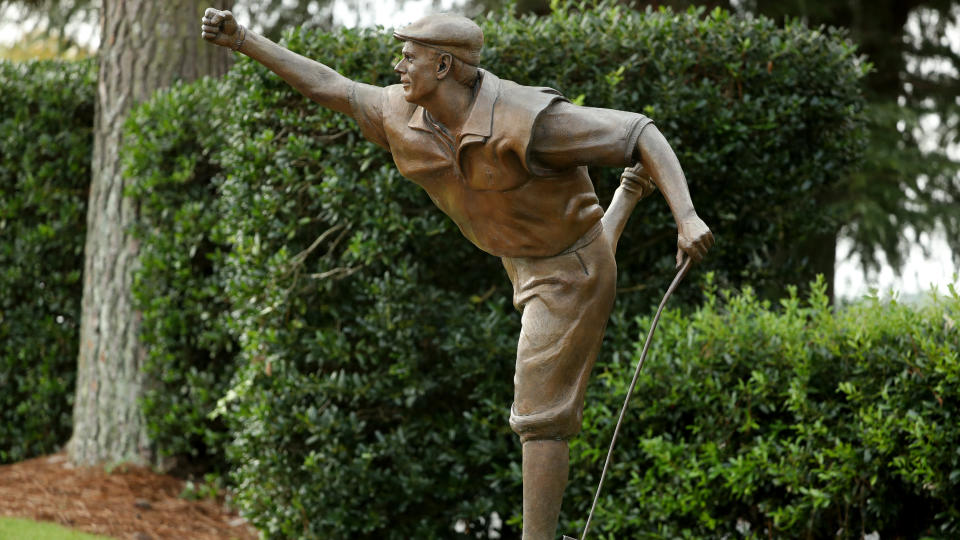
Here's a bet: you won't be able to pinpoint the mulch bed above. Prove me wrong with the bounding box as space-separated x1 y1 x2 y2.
0 453 258 540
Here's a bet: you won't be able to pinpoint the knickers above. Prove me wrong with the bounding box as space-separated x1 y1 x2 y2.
501 222 617 442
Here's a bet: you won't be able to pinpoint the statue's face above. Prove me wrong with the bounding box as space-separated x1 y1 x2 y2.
394 41 441 104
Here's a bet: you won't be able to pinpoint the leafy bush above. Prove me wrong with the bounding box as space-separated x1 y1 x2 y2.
0 59 94 463
123 2 869 537
124 78 238 470
567 278 960 538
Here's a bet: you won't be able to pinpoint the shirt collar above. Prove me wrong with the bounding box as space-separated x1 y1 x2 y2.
407 69 500 143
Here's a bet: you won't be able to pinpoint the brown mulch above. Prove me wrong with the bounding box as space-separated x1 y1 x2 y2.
0 453 258 540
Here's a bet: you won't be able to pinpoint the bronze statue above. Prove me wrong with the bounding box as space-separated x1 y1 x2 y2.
202 10 713 539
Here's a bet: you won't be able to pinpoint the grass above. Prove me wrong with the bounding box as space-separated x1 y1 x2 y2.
0 517 113 539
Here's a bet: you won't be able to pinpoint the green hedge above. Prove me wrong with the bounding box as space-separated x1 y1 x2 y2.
0 59 95 463
121 3 873 538
568 278 960 538
124 78 237 470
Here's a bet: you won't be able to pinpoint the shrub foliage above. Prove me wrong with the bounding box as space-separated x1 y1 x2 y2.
124 78 237 470
0 59 94 463
572 279 960 538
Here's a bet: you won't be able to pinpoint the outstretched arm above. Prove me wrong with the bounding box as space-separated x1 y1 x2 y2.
636 125 714 267
201 8 353 115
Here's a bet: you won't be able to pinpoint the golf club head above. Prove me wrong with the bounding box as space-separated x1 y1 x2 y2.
563 536 578 540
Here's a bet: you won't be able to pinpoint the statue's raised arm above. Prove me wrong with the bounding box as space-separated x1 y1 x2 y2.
200 8 353 114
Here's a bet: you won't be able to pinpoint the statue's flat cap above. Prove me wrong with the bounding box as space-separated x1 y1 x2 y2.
393 14 483 66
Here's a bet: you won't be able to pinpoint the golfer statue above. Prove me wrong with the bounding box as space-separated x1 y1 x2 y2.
202 10 713 539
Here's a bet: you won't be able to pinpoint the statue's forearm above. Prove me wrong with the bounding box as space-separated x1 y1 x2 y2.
637 126 698 224
238 29 353 115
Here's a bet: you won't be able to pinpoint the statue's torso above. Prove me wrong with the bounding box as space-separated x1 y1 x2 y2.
355 71 604 258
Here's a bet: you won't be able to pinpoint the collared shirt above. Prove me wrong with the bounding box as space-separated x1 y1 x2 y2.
348 69 652 258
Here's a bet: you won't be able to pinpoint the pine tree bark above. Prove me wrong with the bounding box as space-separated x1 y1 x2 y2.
69 0 234 466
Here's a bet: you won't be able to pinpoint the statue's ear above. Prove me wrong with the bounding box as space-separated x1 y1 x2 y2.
437 52 453 79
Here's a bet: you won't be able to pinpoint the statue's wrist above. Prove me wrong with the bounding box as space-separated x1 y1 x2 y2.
232 25 247 52
677 212 699 226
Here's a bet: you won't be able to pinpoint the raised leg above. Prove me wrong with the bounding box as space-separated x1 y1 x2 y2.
601 163 655 254
522 439 569 540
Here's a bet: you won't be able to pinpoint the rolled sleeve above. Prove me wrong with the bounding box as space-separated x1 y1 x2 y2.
529 101 653 172
348 82 389 150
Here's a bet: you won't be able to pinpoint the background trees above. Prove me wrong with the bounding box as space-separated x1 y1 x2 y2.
67 0 237 467
745 0 959 279
1 0 236 465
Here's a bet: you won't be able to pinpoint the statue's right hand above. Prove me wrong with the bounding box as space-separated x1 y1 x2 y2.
201 8 241 49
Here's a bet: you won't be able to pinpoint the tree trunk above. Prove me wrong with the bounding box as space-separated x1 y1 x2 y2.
69 0 233 466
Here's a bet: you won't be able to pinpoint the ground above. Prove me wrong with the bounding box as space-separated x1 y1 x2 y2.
0 453 258 540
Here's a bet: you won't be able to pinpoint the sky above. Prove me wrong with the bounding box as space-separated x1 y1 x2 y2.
1 1 957 301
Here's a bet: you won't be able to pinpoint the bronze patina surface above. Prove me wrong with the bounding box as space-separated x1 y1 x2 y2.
202 11 714 539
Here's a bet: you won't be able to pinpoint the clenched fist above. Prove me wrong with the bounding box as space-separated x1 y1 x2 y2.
676 215 714 268
201 8 244 50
